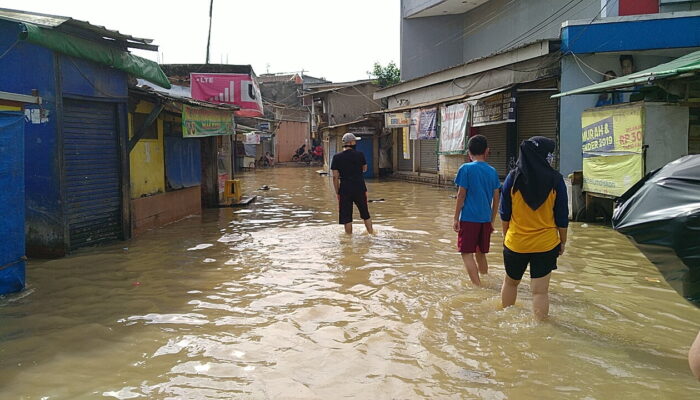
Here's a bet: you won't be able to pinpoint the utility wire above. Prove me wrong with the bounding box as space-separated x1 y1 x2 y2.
351 86 384 108
402 0 519 66
572 53 598 84
402 0 609 75
498 0 589 52
435 0 518 48
67 57 122 98
567 0 618 51
0 40 19 62
571 52 612 78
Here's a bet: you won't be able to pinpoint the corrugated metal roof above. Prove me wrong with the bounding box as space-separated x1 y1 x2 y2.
305 79 374 91
258 73 299 83
160 64 255 78
367 86 513 114
302 81 378 98
375 39 554 98
136 79 190 97
130 86 239 112
0 7 156 50
0 8 68 28
369 93 468 114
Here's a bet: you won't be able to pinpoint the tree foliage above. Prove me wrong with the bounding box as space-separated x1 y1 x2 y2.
369 61 400 88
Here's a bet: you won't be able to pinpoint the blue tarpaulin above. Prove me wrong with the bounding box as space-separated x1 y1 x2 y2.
0 111 25 295
244 144 256 157
165 136 201 190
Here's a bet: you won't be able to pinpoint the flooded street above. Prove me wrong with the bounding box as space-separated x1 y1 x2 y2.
1 167 699 399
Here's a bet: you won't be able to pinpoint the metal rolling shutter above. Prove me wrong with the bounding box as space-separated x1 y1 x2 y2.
516 91 558 169
63 99 122 250
516 79 559 166
418 139 438 173
517 92 558 145
478 124 508 177
398 135 413 171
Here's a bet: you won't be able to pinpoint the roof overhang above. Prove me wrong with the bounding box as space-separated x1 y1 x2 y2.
374 40 553 100
130 86 240 112
18 23 170 88
321 117 380 131
0 7 157 50
0 90 41 104
553 50 700 98
159 64 255 78
369 86 513 113
404 0 489 19
302 81 376 98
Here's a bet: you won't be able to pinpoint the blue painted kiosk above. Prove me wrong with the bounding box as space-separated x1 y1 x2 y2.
0 109 25 294
0 8 169 257
0 90 40 294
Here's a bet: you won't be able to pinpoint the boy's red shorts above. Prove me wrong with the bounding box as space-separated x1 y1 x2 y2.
457 221 493 254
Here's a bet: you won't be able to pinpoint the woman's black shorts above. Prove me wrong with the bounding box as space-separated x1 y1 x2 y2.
503 244 560 280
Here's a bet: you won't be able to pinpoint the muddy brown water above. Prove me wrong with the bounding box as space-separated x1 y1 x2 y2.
1 167 698 399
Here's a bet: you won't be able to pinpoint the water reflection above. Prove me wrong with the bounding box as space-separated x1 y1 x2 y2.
0 167 698 399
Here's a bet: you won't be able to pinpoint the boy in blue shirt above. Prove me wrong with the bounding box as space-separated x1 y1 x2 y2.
453 135 501 286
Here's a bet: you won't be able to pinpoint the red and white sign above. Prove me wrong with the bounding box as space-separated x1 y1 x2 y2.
190 73 263 117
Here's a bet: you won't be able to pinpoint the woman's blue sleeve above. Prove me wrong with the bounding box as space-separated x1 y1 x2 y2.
499 173 513 221
553 178 569 228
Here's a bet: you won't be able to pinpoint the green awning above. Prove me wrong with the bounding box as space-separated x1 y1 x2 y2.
553 50 700 98
18 23 171 89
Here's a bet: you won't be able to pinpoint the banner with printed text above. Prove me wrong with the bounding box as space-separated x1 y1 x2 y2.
418 107 437 140
471 90 515 126
385 111 411 128
581 105 644 196
402 127 410 159
439 102 468 154
190 73 263 117
582 154 643 197
409 109 420 140
581 105 644 155
244 132 260 144
182 105 234 138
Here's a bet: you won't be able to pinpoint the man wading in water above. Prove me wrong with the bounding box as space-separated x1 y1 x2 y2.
453 135 501 286
331 133 373 234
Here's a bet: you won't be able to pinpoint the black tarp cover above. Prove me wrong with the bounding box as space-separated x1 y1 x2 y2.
613 155 700 306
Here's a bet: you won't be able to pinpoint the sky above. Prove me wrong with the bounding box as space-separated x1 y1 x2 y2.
0 0 401 82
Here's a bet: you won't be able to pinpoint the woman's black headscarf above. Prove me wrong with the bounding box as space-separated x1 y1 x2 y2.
512 136 562 210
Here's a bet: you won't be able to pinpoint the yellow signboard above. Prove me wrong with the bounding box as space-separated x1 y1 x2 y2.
385 111 411 128
182 104 234 138
583 154 643 197
581 105 645 196
402 127 410 159
581 105 644 154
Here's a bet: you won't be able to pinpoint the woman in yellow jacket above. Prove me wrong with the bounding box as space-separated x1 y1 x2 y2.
499 136 568 320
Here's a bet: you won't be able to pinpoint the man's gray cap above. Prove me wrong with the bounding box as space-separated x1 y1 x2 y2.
342 133 362 143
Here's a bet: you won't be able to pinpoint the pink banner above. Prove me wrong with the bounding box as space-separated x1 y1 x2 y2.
190 73 263 117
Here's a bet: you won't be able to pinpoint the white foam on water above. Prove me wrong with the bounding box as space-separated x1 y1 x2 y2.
194 363 211 373
102 387 141 399
187 243 213 251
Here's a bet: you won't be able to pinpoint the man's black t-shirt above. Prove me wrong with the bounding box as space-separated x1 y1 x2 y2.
331 148 367 195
